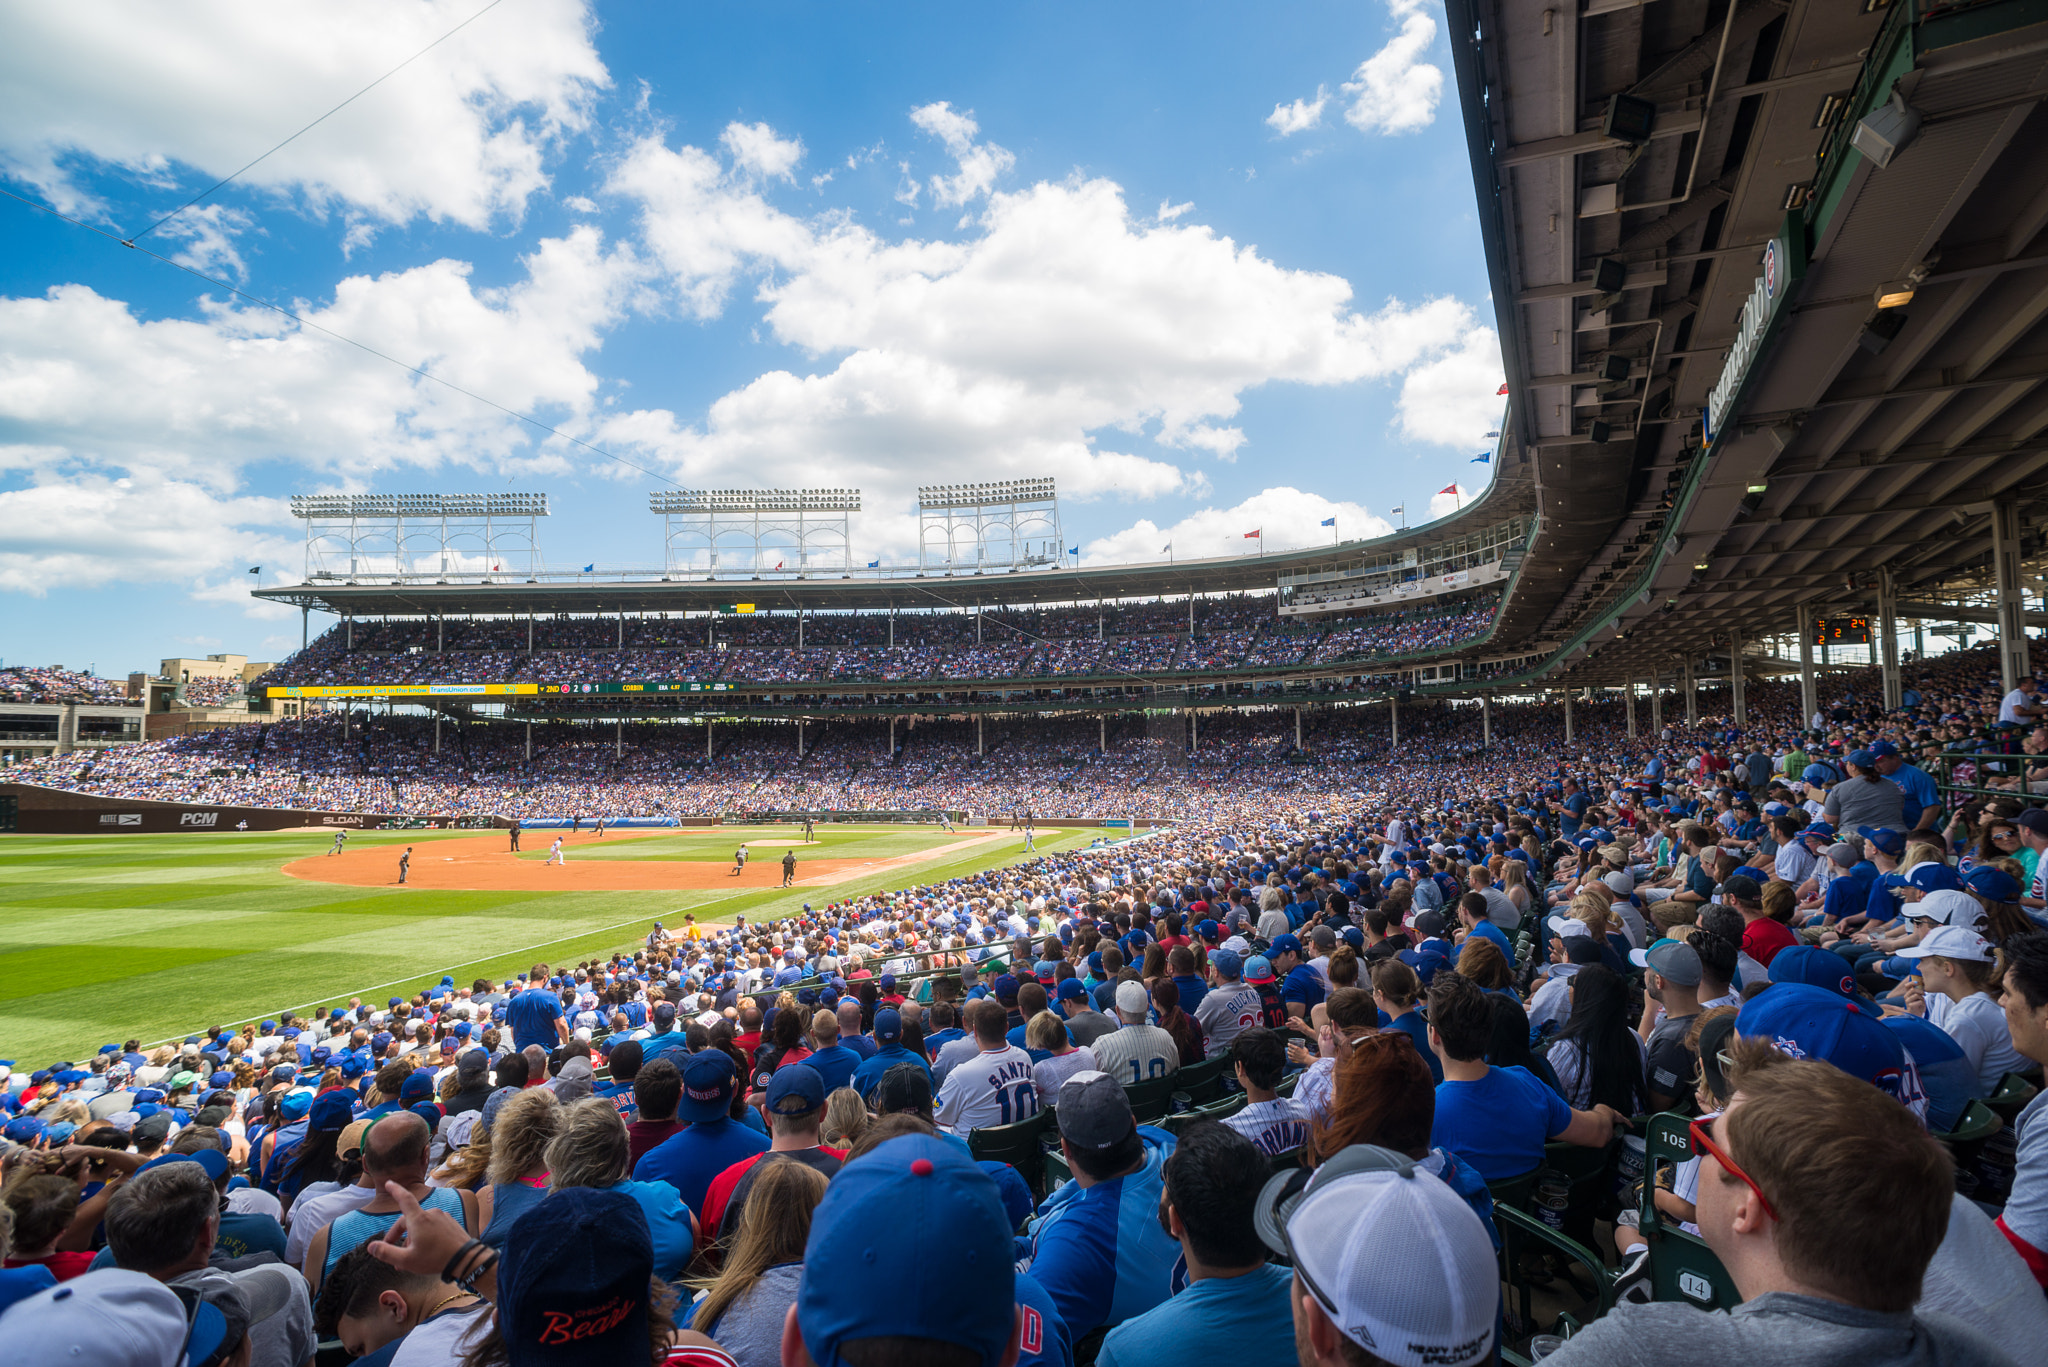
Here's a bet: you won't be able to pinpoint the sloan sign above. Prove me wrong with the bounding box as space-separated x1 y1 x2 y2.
1702 216 1807 450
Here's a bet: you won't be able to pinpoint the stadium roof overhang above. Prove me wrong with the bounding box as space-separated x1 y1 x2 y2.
252 474 1537 619
1438 0 2048 691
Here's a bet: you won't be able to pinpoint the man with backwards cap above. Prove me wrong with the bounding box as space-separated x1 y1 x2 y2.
1253 1141 1498 1367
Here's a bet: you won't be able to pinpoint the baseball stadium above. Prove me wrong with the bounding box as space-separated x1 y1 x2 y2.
8 0 2048 1364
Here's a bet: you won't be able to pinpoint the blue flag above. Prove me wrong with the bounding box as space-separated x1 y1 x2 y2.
582 563 594 572
1068 546 1079 556
866 559 880 568
1471 453 1490 463
1319 517 1336 526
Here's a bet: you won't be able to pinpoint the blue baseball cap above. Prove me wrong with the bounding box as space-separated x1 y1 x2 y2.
398 1072 436 1104
1846 749 1876 770
278 1089 314 1121
873 1009 902 1043
1800 822 1836 842
1270 934 1303 959
1856 827 1906 858
1869 740 1900 758
1767 946 1878 1010
2 1115 45 1143
766 1063 826 1117
992 974 1019 1002
1906 862 1962 894
1245 955 1277 985
1736 984 1911 1102
1210 948 1244 980
1055 978 1088 1001
308 1089 356 1132
1966 866 2022 902
799 1135 1017 1367
499 1186 652 1367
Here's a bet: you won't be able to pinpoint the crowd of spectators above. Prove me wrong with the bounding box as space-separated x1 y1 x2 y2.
0 666 133 707
10 630 2048 1364
256 594 1501 690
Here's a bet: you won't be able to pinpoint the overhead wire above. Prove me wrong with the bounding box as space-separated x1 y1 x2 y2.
127 0 513 243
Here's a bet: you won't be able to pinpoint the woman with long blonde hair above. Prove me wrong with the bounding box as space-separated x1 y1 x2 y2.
689 1159 829 1366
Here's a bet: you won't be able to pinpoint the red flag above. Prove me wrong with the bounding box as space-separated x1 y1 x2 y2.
1437 483 1459 496
775 561 784 570
1243 529 1262 538
1495 382 1509 395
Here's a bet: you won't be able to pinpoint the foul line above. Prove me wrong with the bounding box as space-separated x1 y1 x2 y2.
137 889 753 1051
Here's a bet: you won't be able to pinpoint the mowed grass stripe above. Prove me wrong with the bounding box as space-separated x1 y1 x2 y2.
0 827 1104 1063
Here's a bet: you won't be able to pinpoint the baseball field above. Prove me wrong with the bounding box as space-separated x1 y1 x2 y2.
0 822 1099 1067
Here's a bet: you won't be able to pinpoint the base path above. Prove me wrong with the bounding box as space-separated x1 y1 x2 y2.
282 829 1010 892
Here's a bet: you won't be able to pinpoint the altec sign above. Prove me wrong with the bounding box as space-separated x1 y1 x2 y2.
1701 216 1808 450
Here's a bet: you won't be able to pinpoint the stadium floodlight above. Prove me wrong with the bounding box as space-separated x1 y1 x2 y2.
915 477 1057 510
649 489 862 513
289 492 549 581
652 489 862 576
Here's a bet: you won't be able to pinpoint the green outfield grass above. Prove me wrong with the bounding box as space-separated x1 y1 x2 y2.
0 823 1099 1067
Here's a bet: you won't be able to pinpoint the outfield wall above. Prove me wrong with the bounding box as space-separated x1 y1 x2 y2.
0 784 1162 834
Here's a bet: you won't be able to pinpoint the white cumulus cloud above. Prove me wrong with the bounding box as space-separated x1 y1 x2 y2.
1397 326 1505 448
720 121 805 181
1343 2 1444 136
909 102 1016 207
1266 87 1329 136
1086 487 1393 564
0 0 608 237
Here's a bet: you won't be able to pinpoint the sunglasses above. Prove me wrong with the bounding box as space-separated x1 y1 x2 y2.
1689 1112 1778 1223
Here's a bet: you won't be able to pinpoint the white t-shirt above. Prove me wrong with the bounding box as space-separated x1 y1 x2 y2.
1928 991 2025 1094
935 1045 1038 1134
2001 688 2037 724
284 1182 376 1269
392 1302 493 1367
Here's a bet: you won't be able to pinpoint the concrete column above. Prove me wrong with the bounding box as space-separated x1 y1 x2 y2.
1188 597 1195 632
617 614 623 648
1190 712 1198 752
1650 674 1663 733
301 605 309 653
1563 688 1575 745
438 615 444 653
1295 706 1303 750
1878 570 1901 710
890 716 897 755
1731 632 1747 725
1482 695 1492 747
524 721 532 761
707 721 714 758
1796 604 1818 726
797 720 804 758
1994 503 2028 697
1625 680 1637 738
977 715 984 756
616 718 623 758
346 614 353 651
1390 692 1400 745
976 608 982 644
1100 717 1107 751
434 714 441 753
798 611 804 650
888 609 894 648
1683 658 1697 727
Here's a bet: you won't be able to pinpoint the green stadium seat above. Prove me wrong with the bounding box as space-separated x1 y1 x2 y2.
1169 1052 1231 1105
1638 1111 1740 1311
1486 1166 1540 1215
968 1107 1057 1199
1987 1072 2038 1125
1123 1073 1178 1123
1160 1092 1245 1137
1493 1203 1616 1354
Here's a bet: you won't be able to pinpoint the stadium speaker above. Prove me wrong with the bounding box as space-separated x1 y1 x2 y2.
1592 257 1627 294
1857 309 1908 355
1850 92 1921 169
1596 354 1629 383
1603 94 1657 145
1397 686 1413 701
1588 420 1613 444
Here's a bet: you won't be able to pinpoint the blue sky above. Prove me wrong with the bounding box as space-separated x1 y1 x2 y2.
0 0 1500 672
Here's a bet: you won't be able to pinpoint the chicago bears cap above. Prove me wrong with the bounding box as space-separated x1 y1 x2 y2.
497 1187 651 1367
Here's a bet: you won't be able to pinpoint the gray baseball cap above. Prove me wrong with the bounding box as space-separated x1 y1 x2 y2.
1629 939 1702 986
1056 1070 1134 1150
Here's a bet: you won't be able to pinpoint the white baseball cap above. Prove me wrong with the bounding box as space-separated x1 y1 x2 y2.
1898 924 1995 963
1910 889 1985 928
1254 1145 1496 1367
1114 980 1151 1015
6 1269 187 1367
1546 914 1590 939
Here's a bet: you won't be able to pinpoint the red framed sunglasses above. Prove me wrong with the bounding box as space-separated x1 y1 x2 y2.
1689 1113 1779 1223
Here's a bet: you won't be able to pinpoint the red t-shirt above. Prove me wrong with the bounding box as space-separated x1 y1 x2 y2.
6 1251 97 1282
733 1031 762 1056
1742 917 1798 968
699 1146 848 1235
